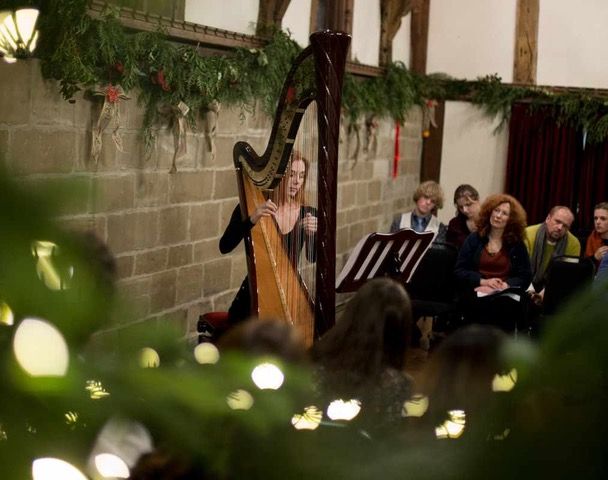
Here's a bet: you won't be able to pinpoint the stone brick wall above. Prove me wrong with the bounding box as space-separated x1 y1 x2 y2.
0 59 423 338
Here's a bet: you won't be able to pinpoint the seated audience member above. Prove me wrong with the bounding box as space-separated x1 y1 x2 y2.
416 325 513 439
524 206 580 304
454 194 532 331
584 202 608 267
311 278 413 432
446 184 481 249
390 180 447 242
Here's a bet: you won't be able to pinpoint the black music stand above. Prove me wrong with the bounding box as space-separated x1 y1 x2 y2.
336 229 436 293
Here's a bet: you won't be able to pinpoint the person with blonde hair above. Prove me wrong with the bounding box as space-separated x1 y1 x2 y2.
390 180 446 241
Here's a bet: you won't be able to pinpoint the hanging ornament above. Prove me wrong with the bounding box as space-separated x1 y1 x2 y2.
90 84 130 165
150 68 171 92
364 115 379 156
422 98 438 138
347 119 361 168
202 100 221 163
158 101 190 173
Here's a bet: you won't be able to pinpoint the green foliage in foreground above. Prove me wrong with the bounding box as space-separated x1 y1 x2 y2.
0 164 607 478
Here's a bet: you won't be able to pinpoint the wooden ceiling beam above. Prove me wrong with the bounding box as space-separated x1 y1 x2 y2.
256 0 292 36
379 0 413 66
513 0 539 84
410 0 430 74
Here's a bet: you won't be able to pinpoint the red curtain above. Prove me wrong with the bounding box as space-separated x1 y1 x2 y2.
506 103 580 226
577 141 608 233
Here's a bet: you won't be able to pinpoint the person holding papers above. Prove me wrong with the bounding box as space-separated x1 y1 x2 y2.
454 194 532 331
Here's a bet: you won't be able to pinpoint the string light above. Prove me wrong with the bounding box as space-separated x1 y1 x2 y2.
251 362 284 390
226 389 254 410
86 380 110 400
138 348 160 368
94 453 130 479
435 410 466 439
492 368 518 392
32 458 87 480
13 317 69 377
65 411 79 426
402 394 429 417
0 301 14 326
31 240 73 291
194 343 220 364
326 399 361 421
291 405 322 430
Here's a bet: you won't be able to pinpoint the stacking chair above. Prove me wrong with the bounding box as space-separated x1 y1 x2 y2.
543 255 595 315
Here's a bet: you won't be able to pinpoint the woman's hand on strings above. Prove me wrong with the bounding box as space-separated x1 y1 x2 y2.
250 200 277 224
302 213 317 236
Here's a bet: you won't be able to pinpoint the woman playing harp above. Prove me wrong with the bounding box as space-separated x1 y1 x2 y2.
220 151 318 326
219 31 350 346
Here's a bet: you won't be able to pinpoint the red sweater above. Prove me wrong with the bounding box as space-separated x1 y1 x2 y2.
585 230 607 264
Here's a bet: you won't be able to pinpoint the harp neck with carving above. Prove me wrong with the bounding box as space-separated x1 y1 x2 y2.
233 31 350 346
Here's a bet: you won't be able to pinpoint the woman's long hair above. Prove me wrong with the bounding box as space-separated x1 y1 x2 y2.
476 193 527 245
418 325 510 426
311 278 412 392
272 151 309 206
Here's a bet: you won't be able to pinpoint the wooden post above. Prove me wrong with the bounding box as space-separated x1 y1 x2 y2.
410 0 430 74
420 100 445 183
325 0 353 34
513 0 539 84
256 0 292 35
379 0 413 66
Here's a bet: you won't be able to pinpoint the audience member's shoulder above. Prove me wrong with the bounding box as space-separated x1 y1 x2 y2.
567 230 581 245
447 215 460 228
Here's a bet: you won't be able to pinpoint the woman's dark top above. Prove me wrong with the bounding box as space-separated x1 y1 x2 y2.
219 204 317 324
454 232 532 290
478 248 510 280
446 213 472 249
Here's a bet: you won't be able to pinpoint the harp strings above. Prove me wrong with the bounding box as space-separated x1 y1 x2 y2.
249 102 318 324
273 102 318 320
301 102 318 302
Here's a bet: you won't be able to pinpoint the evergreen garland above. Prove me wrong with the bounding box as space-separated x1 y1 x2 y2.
33 1 608 145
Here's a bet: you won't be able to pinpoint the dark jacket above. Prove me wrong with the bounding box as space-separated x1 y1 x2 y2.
446 213 471 249
454 232 532 289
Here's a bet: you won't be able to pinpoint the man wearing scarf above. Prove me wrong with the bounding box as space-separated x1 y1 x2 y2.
524 206 580 304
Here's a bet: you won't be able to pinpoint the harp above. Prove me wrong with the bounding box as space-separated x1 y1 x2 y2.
233 31 350 346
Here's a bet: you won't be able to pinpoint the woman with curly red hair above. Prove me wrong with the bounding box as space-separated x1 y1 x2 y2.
454 194 532 330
